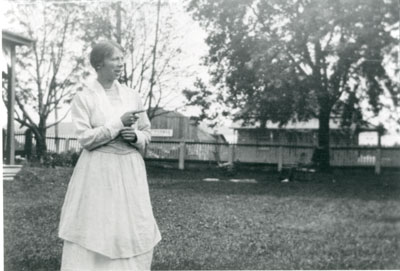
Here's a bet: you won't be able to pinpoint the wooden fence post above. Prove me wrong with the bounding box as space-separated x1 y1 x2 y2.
65 138 70 152
278 145 283 172
179 141 185 170
55 138 60 153
143 145 148 158
375 145 382 175
228 144 234 164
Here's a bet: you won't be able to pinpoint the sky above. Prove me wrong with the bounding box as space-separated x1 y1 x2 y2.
1 0 399 145
1 0 210 121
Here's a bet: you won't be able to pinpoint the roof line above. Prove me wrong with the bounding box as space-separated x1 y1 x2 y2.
2 30 35 46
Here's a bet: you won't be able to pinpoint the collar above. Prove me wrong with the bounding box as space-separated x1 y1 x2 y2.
85 79 131 112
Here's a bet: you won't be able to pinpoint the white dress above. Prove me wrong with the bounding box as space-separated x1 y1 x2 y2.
58 80 161 270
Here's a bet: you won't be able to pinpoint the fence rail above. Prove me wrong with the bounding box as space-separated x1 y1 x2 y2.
12 133 400 170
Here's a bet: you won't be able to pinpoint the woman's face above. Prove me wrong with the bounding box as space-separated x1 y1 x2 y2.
97 48 124 81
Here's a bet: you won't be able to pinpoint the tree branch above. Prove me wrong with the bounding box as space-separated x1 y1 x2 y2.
286 51 310 77
46 108 71 129
15 95 37 129
15 117 35 132
331 67 350 105
44 13 71 115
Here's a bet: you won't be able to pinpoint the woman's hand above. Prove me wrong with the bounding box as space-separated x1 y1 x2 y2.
120 110 144 127
120 127 138 143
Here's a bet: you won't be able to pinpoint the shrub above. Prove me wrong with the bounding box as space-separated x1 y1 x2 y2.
42 150 81 168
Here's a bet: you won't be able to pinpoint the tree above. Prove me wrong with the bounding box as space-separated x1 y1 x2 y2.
81 0 189 120
3 2 86 158
187 0 399 170
183 78 214 126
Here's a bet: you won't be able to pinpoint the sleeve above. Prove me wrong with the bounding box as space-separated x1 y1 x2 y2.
72 93 124 151
129 93 151 151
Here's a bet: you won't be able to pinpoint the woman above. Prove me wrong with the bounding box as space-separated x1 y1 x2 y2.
59 40 161 270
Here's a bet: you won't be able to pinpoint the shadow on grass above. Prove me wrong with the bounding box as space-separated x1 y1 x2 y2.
362 214 400 224
148 166 400 202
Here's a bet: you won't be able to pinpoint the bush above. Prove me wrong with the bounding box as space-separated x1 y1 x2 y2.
42 150 81 168
217 161 237 177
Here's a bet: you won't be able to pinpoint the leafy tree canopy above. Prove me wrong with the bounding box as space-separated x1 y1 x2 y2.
187 0 399 169
187 0 399 127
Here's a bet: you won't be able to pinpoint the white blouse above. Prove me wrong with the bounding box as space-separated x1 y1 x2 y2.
71 79 151 154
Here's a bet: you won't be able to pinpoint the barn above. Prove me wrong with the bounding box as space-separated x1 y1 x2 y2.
150 109 225 143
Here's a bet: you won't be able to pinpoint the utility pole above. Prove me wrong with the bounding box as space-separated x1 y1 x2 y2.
116 2 122 45
116 1 128 84
148 0 161 119
55 95 60 153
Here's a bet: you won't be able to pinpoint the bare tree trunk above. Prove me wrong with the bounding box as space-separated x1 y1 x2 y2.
35 119 48 160
317 101 331 172
24 129 33 160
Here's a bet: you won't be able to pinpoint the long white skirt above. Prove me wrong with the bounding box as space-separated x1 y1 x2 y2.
59 148 161 268
61 241 153 271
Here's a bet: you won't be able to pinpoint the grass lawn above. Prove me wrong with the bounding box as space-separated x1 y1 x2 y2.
3 165 400 270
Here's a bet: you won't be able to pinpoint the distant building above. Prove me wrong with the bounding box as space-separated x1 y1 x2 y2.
233 119 379 146
150 109 222 142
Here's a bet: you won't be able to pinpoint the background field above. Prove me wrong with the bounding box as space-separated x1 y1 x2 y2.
3 166 400 270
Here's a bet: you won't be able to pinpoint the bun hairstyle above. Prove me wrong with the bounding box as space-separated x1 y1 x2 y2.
89 40 124 71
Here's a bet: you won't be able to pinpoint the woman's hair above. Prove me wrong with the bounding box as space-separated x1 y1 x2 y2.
89 40 124 71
